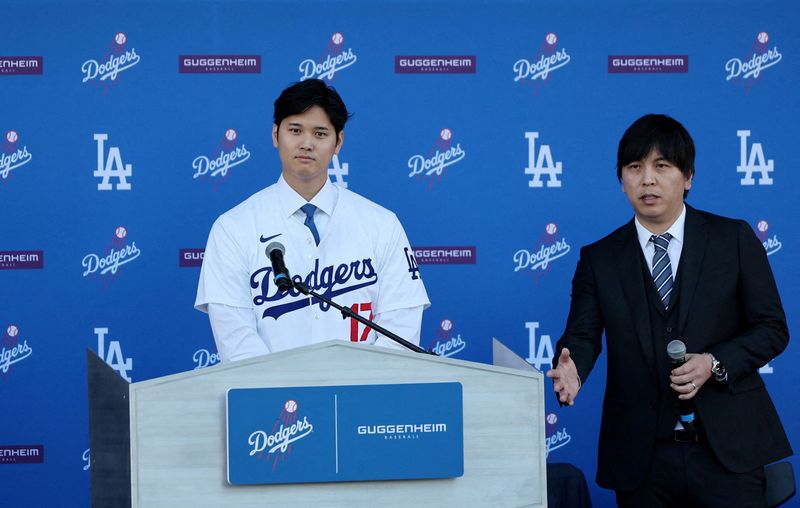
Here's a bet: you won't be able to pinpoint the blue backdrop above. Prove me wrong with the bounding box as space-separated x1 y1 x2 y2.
1 1 797 506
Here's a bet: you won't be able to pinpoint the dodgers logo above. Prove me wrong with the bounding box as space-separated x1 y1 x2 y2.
524 132 562 188
82 226 141 286
81 32 141 92
514 223 571 284
94 133 133 190
192 128 251 186
513 32 571 95
754 219 781 256
193 348 221 369
525 321 555 372
299 32 357 82
328 154 348 188
404 247 420 280
737 130 773 186
95 327 133 382
407 128 466 190
1 325 33 376
725 32 782 92
427 319 467 358
82 448 91 471
250 236 378 320
248 399 314 471
544 412 571 458
0 130 32 183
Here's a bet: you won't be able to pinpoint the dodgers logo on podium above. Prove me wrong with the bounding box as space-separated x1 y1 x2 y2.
227 383 463 485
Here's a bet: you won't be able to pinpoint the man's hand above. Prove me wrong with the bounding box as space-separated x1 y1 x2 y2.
546 348 581 406
670 352 713 400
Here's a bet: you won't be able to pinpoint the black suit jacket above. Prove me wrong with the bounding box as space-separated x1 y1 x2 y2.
556 205 792 491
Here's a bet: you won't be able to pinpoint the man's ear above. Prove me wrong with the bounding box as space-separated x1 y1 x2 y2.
272 124 279 148
335 130 344 154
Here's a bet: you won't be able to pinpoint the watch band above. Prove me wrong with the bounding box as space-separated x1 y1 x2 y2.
708 353 728 382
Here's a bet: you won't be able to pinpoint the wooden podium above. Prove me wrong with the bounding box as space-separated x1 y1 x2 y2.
88 340 547 507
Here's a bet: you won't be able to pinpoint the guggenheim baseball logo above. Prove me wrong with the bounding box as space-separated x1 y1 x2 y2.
1 445 44 464
192 128 251 183
1 130 33 182
179 55 261 74
395 56 476 74
299 32 357 81
0 250 43 270
248 400 313 470
357 422 447 441
608 55 688 73
2 325 34 376
180 248 204 267
413 247 476 265
0 56 42 75
81 32 140 90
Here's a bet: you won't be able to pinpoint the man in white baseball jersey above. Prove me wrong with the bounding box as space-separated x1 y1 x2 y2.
196 79 430 362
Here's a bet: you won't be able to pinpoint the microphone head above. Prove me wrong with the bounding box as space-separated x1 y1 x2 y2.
265 241 285 258
666 339 687 361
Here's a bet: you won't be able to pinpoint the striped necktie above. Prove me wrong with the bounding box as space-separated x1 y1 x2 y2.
651 233 673 309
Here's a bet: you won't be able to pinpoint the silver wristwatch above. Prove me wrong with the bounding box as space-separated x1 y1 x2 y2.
708 353 728 382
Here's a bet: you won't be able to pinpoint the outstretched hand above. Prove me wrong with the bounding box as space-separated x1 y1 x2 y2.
546 348 581 406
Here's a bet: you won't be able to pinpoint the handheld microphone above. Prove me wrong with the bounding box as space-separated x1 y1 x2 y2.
666 339 697 433
265 242 292 293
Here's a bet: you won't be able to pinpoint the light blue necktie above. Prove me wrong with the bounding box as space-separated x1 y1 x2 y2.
301 204 320 246
651 233 673 309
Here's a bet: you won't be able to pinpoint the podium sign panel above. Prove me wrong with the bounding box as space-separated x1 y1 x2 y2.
226 382 464 485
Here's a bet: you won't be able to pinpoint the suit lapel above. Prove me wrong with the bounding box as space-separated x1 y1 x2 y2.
614 220 657 370
677 205 708 335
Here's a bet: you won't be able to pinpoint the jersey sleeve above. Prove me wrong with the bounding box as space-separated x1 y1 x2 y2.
373 214 431 315
195 217 254 313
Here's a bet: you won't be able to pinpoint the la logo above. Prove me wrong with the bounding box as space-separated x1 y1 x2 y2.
94 133 132 190
737 130 773 186
524 132 562 188
525 321 555 371
95 327 133 381
403 247 420 280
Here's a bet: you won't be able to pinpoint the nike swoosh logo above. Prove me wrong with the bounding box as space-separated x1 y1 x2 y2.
259 233 282 243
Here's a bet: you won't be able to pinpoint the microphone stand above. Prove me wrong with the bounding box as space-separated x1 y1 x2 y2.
290 280 436 355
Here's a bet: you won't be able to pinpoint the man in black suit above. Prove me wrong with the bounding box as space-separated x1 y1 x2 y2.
547 114 792 507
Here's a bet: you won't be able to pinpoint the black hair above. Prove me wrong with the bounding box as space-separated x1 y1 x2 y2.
616 114 695 183
273 79 350 136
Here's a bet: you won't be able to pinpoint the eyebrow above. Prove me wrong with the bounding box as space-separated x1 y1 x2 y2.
285 122 330 131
